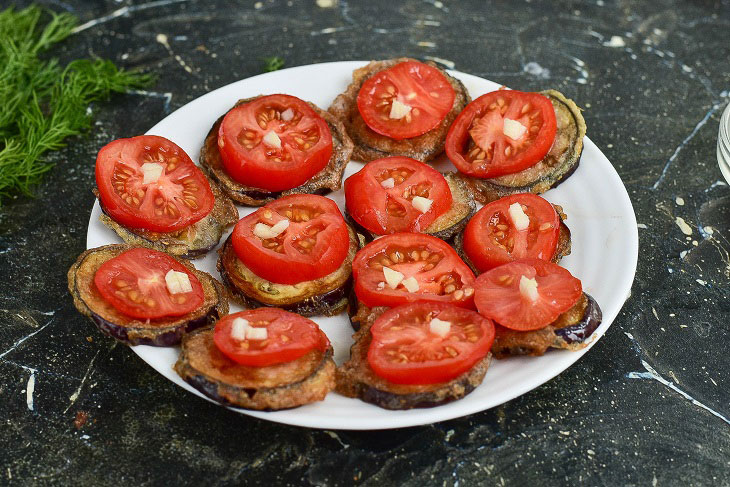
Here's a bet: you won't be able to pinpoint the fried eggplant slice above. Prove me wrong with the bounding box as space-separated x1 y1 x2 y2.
336 322 491 410
347 172 475 243
96 180 238 259
460 90 586 203
200 97 354 206
217 226 359 316
329 58 471 163
175 327 335 410
67 244 228 346
453 203 572 274
491 293 602 358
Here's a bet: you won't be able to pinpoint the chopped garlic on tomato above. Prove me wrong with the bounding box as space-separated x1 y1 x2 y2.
246 326 268 340
141 163 164 184
253 219 289 239
401 276 419 292
389 99 412 120
281 108 294 121
508 202 530 231
165 270 192 294
231 318 250 341
383 266 404 289
381 178 395 189
429 318 451 337
411 196 433 213
519 275 539 302
503 118 527 140
262 130 282 149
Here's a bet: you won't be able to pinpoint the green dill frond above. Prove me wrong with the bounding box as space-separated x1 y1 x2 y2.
262 56 285 73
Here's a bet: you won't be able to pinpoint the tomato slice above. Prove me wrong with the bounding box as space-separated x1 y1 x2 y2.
463 193 560 272
231 194 350 285
367 302 495 385
445 90 557 178
474 259 582 331
94 247 204 319
356 61 456 140
214 308 329 367
344 157 452 235
96 135 215 233
352 233 476 308
217 94 333 191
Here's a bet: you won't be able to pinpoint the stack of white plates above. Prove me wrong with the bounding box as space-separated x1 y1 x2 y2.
718 101 730 184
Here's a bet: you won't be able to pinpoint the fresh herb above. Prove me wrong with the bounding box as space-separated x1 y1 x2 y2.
0 6 154 202
262 56 285 72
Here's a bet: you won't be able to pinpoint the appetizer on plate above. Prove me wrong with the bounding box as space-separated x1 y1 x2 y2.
329 58 470 162
95 135 238 258
344 157 474 241
446 90 586 203
175 308 335 410
453 193 571 273
474 259 602 357
217 194 359 316
200 94 354 206
67 245 228 346
348 232 476 330
337 302 494 409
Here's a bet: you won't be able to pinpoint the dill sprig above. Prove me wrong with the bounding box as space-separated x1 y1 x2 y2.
262 56 285 73
0 6 154 201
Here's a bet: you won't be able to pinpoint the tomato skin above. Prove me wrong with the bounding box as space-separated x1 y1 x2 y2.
344 157 452 235
231 194 350 285
94 247 204 319
357 61 456 140
367 302 495 385
214 308 328 367
463 193 560 272
96 135 215 233
352 233 476 309
474 259 582 331
445 90 557 178
218 94 333 191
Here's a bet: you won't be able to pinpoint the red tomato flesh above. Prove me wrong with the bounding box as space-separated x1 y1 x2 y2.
218 94 333 191
231 194 350 285
357 61 456 140
96 135 215 233
344 157 452 235
214 308 329 367
352 233 476 308
94 247 204 319
463 193 560 272
368 302 495 385
445 90 557 178
474 259 582 331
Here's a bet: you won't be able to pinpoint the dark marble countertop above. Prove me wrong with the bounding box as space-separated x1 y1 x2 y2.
2 0 729 485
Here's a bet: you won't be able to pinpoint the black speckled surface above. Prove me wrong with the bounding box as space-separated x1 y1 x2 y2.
2 0 729 485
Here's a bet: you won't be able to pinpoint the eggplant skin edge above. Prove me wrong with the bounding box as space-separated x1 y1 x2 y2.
67 244 229 347
199 97 354 207
491 293 602 358
335 322 492 410
175 328 336 411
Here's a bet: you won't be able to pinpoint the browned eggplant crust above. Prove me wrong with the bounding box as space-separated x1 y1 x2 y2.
67 244 229 346
217 225 359 316
328 58 471 163
491 293 602 358
95 179 238 259
347 291 389 332
459 90 587 204
453 203 572 275
199 96 354 206
336 321 491 410
347 172 476 243
175 328 335 410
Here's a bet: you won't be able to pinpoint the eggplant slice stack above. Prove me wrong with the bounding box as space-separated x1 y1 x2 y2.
68 244 228 346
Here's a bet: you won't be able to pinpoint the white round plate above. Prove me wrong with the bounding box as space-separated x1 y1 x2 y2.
87 61 638 430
